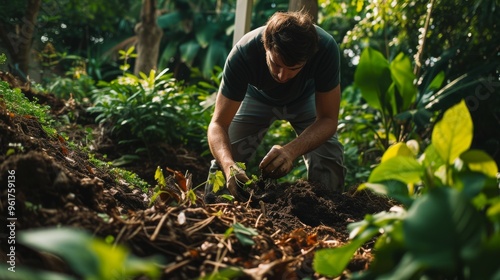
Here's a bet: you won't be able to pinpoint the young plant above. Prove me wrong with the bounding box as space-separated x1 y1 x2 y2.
151 166 196 206
313 100 500 279
0 81 56 137
205 162 259 201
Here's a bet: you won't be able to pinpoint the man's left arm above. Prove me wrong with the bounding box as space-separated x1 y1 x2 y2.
259 84 341 177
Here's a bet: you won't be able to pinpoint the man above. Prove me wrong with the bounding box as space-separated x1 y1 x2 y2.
206 11 345 202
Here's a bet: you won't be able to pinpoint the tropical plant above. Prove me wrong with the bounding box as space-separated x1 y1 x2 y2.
313 100 500 279
353 47 420 150
0 227 162 280
45 58 96 101
156 0 236 79
88 66 212 158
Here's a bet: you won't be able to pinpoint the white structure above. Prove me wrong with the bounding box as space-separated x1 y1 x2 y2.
233 0 253 46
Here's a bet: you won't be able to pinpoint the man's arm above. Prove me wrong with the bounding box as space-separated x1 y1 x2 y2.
260 84 341 176
207 92 242 179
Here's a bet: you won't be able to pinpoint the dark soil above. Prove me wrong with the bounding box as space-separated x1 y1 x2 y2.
0 72 395 279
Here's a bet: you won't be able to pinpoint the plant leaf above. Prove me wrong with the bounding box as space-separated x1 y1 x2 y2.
18 227 161 279
460 150 498 178
432 100 473 164
390 52 417 110
354 47 392 112
154 166 166 187
381 142 415 162
313 237 370 277
232 223 258 246
403 188 485 271
369 156 423 184
179 39 200 66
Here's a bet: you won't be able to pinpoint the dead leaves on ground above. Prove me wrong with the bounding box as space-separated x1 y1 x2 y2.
106 167 344 279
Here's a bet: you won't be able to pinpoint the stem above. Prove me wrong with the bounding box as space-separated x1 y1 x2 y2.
414 0 435 78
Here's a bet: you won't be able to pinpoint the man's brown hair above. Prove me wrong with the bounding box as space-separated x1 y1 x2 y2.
262 11 319 66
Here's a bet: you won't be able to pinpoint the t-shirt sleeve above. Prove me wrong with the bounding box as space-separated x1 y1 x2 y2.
314 35 341 92
219 45 250 102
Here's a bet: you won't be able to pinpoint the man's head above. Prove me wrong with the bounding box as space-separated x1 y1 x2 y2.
262 11 319 67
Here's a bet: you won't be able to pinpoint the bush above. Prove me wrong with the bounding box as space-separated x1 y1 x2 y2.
314 100 500 279
88 68 213 156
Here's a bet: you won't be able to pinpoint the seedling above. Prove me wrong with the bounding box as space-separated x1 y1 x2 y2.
230 162 258 189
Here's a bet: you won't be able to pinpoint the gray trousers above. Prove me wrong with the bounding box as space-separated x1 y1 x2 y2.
228 94 346 192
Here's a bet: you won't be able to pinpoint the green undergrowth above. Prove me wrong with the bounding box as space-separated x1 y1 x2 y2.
88 154 150 192
0 78 150 194
0 81 57 137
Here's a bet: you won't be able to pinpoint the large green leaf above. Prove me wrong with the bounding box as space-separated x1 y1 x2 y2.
195 24 219 48
0 265 76 280
424 62 498 112
368 156 423 185
18 227 161 279
179 39 201 66
313 236 370 277
202 40 228 78
432 100 473 164
361 181 412 206
403 188 485 272
354 47 392 112
390 53 417 111
157 11 182 29
460 149 498 178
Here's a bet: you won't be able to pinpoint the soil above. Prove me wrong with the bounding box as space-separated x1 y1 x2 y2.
0 72 395 279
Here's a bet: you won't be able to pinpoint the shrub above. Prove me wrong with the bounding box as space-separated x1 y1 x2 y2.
314 100 500 279
88 68 213 156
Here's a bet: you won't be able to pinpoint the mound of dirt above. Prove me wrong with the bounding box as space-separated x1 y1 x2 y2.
0 74 394 279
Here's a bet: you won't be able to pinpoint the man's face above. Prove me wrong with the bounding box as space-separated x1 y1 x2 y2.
266 50 305 83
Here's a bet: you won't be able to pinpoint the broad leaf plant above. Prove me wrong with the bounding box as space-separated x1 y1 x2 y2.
314 100 500 279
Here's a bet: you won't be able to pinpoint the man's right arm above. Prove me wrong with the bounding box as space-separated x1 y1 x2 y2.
207 92 242 179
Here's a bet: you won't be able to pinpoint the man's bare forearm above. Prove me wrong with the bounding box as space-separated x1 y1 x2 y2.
208 122 236 177
283 117 338 159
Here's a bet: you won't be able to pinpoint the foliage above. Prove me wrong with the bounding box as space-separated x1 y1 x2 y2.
338 86 381 185
151 166 197 206
352 46 498 155
156 0 235 79
45 59 97 101
88 67 211 155
336 0 499 165
226 222 259 247
88 154 150 192
313 100 500 279
206 161 259 201
209 169 227 194
353 47 421 149
0 227 162 280
0 81 56 136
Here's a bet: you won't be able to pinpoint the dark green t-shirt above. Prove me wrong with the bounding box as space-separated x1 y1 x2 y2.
220 25 340 106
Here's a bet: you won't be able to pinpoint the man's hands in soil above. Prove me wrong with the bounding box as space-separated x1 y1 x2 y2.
259 145 293 179
227 165 253 201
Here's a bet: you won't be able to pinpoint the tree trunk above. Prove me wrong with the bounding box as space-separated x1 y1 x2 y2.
0 0 42 80
134 0 163 76
288 0 318 23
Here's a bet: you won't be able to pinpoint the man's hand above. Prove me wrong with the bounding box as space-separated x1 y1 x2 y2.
259 145 294 179
227 165 252 201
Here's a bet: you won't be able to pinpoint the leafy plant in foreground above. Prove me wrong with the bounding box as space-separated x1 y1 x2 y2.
0 227 162 280
313 100 500 279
